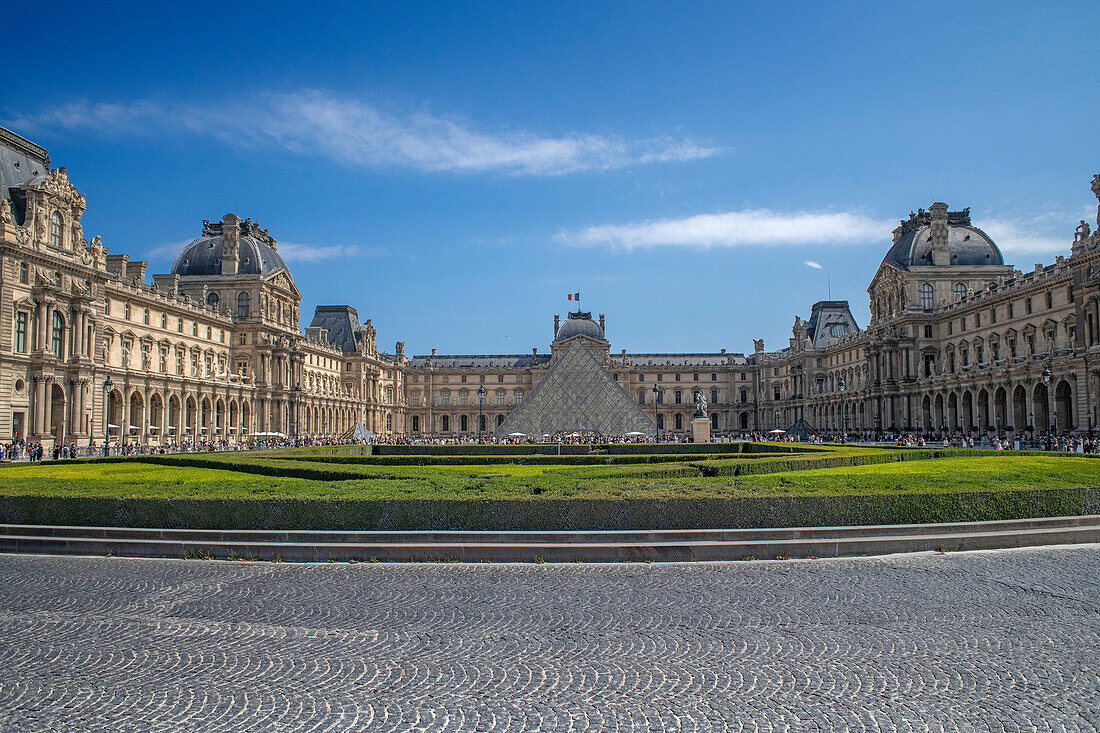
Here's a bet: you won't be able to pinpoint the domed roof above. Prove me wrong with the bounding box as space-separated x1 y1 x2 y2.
555 311 604 341
882 206 1003 270
171 216 289 278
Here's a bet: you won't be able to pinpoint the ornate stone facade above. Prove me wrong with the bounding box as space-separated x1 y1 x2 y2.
3 124 1099 446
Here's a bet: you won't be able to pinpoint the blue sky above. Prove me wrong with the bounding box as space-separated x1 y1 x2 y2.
6 1 1100 355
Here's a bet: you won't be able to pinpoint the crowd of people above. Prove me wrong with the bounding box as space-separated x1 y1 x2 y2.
2 429 1098 461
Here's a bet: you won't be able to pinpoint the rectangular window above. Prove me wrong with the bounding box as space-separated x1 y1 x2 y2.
1026 298 1032 314
924 324 933 338
675 390 682 404
711 389 718 404
176 351 184 375
975 313 980 327
1046 292 1053 309
461 375 467 383
15 312 27 353
497 392 504 406
124 303 131 320
711 373 717 381
18 263 28 284
675 374 681 381
740 389 747 403
143 308 150 325
638 389 645 404
159 349 167 372
657 374 662 382
440 392 449 406
515 391 523 404
460 392 468 406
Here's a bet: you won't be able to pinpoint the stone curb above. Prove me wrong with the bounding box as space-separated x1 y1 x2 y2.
1 515 1098 562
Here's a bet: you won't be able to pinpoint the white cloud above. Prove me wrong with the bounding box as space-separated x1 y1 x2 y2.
560 209 894 250
277 242 382 262
804 260 823 269
975 217 1075 257
7 91 721 176
142 240 191 262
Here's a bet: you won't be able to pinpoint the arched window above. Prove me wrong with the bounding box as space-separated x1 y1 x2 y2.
48 212 63 248
52 311 64 358
711 413 719 430
237 292 250 318
920 283 934 310
206 292 219 308
953 282 967 301
411 415 420 432
657 415 664 430
675 414 683 431
441 415 449 432
460 415 468 432
479 415 486 432
496 415 504 427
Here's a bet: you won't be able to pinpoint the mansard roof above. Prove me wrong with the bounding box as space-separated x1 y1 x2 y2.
0 125 52 226
172 216 289 278
881 207 1002 270
308 305 365 353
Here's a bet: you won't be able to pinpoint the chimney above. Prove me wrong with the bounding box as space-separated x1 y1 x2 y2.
221 213 240 275
598 313 605 333
930 202 950 266
554 314 560 336
892 223 904 246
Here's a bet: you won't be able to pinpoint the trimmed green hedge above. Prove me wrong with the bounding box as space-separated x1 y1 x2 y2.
1 487 1094 531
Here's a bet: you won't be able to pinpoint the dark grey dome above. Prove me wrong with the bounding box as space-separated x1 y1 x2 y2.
882 207 1003 270
555 311 604 341
171 217 289 278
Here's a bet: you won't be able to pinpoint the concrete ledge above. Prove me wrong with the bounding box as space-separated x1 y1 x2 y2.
2 515 1098 562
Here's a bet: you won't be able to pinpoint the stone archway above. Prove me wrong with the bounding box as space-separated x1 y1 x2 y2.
50 383 66 443
1033 383 1050 432
168 395 182 440
1055 380 1073 433
994 387 1008 433
128 391 145 443
1013 385 1027 432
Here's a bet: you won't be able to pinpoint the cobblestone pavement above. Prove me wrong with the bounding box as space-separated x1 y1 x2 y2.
1 547 1098 732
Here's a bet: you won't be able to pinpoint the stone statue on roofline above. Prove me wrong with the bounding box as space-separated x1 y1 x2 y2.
1091 173 1100 228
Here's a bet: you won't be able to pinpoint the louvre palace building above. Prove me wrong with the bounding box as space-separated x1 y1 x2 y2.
3 123 1100 448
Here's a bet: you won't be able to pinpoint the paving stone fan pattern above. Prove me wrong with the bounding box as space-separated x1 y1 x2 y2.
1 547 1098 732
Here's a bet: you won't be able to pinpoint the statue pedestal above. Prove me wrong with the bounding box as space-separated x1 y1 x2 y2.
691 417 711 444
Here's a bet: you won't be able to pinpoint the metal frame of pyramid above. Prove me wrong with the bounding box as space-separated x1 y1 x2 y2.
496 344 656 437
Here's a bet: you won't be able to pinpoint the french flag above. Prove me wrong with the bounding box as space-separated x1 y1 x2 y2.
567 292 580 301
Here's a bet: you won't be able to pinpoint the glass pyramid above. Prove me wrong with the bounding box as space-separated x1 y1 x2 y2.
496 344 656 437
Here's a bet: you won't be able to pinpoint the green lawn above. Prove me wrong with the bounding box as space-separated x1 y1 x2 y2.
1 446 1097 501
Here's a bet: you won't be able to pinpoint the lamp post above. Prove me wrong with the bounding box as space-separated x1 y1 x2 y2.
293 383 301 446
1028 411 1034 440
103 375 113 457
652 384 660 442
1089 408 1094 441
478 385 485 441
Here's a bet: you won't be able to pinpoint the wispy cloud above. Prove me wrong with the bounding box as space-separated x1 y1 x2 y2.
559 209 894 250
7 91 721 176
278 242 384 262
976 211 1084 257
804 260 823 269
560 206 1087 257
140 240 381 265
